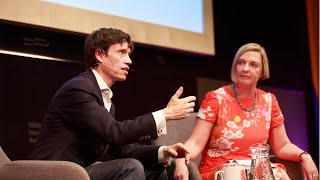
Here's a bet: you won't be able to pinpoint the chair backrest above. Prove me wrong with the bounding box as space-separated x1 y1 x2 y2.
0 146 11 166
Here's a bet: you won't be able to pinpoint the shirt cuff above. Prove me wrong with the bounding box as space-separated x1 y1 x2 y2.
152 110 167 136
158 146 172 166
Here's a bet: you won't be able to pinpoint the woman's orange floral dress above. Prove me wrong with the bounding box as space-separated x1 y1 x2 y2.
197 86 290 180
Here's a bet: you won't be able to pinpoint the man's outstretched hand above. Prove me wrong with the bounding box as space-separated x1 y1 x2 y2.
163 143 190 165
163 86 196 121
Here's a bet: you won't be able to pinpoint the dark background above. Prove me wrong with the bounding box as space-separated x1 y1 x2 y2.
0 0 318 168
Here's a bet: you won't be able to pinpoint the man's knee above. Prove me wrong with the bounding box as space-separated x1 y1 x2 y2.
121 158 145 178
125 158 144 170
85 159 145 180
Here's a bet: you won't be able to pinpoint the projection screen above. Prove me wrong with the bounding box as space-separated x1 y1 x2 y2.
0 0 215 55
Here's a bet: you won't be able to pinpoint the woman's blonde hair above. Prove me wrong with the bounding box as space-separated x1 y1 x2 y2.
230 43 270 83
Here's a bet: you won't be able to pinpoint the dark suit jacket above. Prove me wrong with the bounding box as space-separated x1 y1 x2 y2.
30 69 160 167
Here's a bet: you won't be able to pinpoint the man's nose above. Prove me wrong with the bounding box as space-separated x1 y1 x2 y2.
125 55 132 64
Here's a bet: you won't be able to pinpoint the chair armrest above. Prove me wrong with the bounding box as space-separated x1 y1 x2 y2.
0 160 90 180
269 155 305 180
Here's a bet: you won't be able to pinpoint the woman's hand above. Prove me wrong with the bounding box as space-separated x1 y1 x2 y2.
301 153 318 180
174 158 189 180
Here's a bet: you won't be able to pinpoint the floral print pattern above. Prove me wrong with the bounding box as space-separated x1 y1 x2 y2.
198 86 288 180
198 87 274 158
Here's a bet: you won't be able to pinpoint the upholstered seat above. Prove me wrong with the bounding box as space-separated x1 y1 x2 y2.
0 146 90 180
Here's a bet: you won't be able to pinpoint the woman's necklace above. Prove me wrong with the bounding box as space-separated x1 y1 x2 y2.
233 84 257 112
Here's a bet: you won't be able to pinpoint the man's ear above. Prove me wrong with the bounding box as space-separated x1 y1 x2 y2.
95 49 105 63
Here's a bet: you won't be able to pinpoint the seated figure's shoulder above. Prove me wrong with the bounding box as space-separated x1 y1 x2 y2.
203 86 230 102
214 86 229 94
58 71 95 94
257 88 278 96
257 88 267 94
257 88 279 103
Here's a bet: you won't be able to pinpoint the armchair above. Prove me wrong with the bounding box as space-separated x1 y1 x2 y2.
269 155 305 180
0 146 90 180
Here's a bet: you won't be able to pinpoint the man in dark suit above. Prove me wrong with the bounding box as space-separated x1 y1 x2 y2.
30 28 196 180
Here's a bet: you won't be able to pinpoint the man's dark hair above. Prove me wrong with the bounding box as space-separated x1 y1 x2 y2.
84 28 134 67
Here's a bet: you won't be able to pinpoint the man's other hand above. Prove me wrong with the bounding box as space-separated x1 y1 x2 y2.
163 86 196 121
163 143 190 165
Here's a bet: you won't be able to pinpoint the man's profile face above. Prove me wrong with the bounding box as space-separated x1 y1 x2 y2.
101 42 132 82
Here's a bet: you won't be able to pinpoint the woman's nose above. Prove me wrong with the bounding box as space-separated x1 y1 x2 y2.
243 63 249 71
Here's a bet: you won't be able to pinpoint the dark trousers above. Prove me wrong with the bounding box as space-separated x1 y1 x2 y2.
85 158 167 180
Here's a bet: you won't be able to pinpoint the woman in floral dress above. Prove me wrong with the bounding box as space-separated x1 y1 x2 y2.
173 43 318 180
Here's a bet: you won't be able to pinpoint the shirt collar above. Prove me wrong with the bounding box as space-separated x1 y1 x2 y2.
91 69 113 99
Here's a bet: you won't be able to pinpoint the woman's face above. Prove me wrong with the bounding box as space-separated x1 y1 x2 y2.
235 51 263 86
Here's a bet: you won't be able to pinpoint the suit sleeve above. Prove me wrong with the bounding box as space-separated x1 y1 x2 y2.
51 80 159 146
